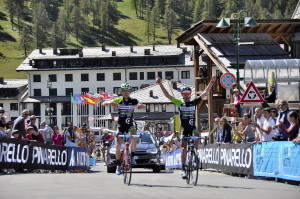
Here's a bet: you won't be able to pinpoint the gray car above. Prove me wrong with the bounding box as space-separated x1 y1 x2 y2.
106 131 165 173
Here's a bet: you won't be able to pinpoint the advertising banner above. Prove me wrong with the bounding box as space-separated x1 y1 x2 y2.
253 141 300 181
165 149 182 169
198 143 253 175
0 139 68 170
67 147 90 170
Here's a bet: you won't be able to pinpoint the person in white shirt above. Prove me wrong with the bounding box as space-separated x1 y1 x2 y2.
253 107 265 141
255 108 276 142
38 122 53 144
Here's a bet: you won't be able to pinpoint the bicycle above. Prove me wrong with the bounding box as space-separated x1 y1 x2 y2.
183 136 200 186
118 133 140 185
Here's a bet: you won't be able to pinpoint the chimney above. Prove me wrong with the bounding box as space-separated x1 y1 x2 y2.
29 60 33 66
177 43 180 48
144 49 150 55
153 45 155 51
0 77 3 84
149 90 153 97
172 82 177 89
102 44 106 51
112 51 116 56
78 52 83 57
130 46 133 52
53 48 57 54
182 47 187 53
39 48 43 54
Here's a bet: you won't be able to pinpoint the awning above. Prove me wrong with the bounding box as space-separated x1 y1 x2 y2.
244 59 300 83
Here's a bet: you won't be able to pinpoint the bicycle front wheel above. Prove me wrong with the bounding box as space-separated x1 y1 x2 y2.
123 152 132 185
190 151 199 186
185 152 191 184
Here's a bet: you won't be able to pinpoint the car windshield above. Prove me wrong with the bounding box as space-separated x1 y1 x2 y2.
137 133 155 144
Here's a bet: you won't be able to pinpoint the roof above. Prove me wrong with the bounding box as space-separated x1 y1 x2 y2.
130 80 195 103
17 45 199 71
292 1 300 19
196 33 290 69
0 79 28 88
176 19 300 45
0 79 28 100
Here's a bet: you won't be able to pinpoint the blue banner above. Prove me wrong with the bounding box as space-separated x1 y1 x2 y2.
165 149 182 169
253 141 300 181
67 147 90 170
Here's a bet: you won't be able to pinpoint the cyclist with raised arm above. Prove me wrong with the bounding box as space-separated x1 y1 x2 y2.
102 83 145 175
156 75 216 179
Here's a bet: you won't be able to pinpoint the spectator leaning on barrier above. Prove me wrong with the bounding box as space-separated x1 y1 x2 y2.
231 121 244 144
13 109 29 139
5 121 13 138
219 117 232 143
65 122 76 147
276 100 291 141
234 113 256 143
26 126 34 141
28 115 39 140
278 111 299 141
52 126 64 146
38 122 53 144
254 108 276 142
253 107 265 141
11 130 20 139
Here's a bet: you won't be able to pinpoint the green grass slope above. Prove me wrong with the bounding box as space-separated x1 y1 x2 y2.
0 0 184 79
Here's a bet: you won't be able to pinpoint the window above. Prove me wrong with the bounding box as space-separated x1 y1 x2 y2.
147 72 155 80
66 88 73 96
165 71 173 80
140 72 144 80
34 89 41 96
33 75 41 82
129 72 138 80
50 88 57 96
158 71 162 78
82 88 89 93
182 71 190 79
10 103 18 111
81 73 89 81
131 87 138 92
97 87 105 93
154 104 159 112
65 74 73 82
113 87 122 95
97 73 105 81
113 73 121 81
49 74 57 82
146 104 150 112
33 103 41 116
162 104 166 112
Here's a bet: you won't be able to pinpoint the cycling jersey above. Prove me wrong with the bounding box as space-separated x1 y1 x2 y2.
171 96 202 136
114 97 139 133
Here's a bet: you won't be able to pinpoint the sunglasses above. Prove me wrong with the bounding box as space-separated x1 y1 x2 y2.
182 93 191 97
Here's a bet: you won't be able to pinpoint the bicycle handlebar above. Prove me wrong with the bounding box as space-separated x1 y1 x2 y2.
118 134 140 139
183 136 203 140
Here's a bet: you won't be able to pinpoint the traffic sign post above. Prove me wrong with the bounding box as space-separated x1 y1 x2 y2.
220 73 236 116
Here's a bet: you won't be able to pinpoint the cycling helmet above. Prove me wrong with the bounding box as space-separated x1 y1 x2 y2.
120 83 132 91
181 86 192 94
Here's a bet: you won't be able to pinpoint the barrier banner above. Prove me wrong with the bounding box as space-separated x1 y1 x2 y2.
67 147 90 170
165 148 182 169
198 143 253 175
254 141 300 181
0 138 68 170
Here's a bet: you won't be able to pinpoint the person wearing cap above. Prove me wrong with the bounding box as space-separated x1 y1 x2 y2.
13 109 29 139
11 130 20 139
156 74 216 179
232 88 243 117
101 130 113 162
234 113 256 143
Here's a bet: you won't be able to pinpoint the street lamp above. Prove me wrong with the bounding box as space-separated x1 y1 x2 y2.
216 10 258 85
47 77 53 127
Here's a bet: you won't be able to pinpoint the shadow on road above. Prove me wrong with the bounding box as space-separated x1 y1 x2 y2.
131 183 193 189
197 184 254 189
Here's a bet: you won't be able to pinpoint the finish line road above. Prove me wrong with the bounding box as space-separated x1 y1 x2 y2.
0 162 299 199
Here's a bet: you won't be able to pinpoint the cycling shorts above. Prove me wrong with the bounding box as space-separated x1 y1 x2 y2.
181 127 200 138
116 125 136 137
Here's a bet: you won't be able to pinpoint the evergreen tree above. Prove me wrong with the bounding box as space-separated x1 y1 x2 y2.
4 0 16 30
151 1 160 41
164 0 177 44
71 6 83 41
51 22 61 48
193 0 203 23
145 5 151 42
20 24 32 57
57 9 70 42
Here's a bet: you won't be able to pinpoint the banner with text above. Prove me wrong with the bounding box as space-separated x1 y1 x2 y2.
67 147 90 170
0 139 68 170
198 143 253 175
165 149 182 169
253 141 300 181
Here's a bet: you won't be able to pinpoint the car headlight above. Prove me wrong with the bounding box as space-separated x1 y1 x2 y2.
146 148 158 154
109 148 116 154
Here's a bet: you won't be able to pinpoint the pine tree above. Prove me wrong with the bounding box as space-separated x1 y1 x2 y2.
193 0 203 23
57 9 70 42
4 0 16 30
71 6 83 41
151 1 160 41
145 6 151 43
164 0 177 44
20 24 32 56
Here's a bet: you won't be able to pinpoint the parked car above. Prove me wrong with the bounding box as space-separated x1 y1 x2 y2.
106 131 165 173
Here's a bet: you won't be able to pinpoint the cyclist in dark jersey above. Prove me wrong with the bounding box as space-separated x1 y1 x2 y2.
156 75 216 179
102 83 145 175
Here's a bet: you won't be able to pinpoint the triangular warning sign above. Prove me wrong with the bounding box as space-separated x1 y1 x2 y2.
240 82 264 103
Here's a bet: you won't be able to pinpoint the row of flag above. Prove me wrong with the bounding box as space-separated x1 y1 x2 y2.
71 92 118 105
